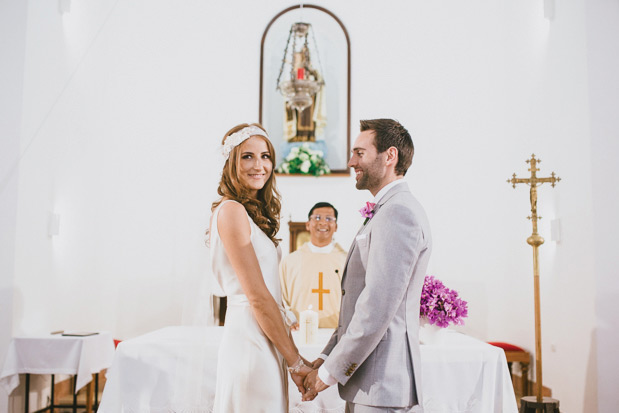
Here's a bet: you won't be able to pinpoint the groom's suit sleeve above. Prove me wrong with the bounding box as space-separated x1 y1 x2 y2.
322 330 338 356
322 201 424 385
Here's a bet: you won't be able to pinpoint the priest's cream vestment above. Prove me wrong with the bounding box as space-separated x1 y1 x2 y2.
280 242 346 328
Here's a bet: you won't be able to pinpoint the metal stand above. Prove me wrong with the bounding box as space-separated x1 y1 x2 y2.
24 374 29 413
24 373 100 413
519 396 560 412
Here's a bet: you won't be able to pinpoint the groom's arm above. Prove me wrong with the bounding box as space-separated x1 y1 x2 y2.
320 329 339 357
310 329 338 375
322 201 425 385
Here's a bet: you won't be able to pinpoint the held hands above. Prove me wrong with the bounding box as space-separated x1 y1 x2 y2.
302 369 329 401
298 358 328 401
290 363 313 397
289 357 329 401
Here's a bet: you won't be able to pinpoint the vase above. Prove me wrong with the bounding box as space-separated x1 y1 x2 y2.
419 319 444 345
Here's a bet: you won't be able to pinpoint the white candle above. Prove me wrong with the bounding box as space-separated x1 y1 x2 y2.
299 305 319 345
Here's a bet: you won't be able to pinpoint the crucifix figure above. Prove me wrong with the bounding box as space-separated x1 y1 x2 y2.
508 154 561 411
508 154 560 239
311 272 330 311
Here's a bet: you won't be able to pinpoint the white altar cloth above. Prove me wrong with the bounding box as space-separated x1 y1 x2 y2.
99 326 517 413
0 332 115 395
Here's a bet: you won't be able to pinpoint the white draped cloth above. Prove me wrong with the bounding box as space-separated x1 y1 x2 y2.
99 326 518 413
0 332 115 395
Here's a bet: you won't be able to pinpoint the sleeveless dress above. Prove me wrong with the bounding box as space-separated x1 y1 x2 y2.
210 200 288 413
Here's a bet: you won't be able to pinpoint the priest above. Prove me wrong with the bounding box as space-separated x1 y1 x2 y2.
280 202 347 328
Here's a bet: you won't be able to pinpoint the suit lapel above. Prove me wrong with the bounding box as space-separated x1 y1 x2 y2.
341 183 410 285
341 220 366 285
341 236 358 284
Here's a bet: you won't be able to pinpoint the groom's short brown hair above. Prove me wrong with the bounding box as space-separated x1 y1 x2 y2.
360 119 414 176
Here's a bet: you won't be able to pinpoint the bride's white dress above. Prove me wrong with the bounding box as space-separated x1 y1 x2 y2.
210 200 288 413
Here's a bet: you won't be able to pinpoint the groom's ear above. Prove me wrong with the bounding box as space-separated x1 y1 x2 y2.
385 146 399 167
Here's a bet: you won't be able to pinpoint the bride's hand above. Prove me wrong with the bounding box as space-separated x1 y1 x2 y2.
290 364 313 397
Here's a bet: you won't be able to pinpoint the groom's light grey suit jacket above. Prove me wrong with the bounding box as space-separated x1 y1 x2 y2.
322 183 432 408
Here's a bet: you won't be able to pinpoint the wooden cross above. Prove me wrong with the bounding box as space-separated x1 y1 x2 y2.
311 272 330 311
507 154 560 404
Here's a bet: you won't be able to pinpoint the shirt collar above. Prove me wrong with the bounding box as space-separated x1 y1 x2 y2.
308 242 335 254
373 179 406 205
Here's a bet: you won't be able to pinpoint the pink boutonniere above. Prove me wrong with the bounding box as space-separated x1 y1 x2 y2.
359 202 376 225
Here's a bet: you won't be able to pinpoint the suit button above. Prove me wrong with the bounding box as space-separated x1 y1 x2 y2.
342 289 345 296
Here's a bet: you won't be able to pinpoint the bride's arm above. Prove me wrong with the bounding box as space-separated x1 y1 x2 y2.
217 201 300 366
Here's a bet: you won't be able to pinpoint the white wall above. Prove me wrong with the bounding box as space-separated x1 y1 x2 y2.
586 0 619 411
2 0 616 412
0 0 28 411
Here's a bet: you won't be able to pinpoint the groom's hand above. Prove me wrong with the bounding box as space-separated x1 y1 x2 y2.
309 358 324 369
303 369 329 401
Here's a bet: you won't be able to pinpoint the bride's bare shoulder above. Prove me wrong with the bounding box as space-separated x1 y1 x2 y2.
218 198 244 214
217 200 249 233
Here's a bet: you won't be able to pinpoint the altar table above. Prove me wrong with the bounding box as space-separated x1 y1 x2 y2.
98 326 517 413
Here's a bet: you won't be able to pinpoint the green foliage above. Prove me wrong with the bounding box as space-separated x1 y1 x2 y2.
277 143 331 176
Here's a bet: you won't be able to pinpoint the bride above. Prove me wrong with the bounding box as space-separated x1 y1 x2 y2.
209 123 313 412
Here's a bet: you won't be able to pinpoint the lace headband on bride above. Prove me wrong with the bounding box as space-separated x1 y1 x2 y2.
222 125 269 161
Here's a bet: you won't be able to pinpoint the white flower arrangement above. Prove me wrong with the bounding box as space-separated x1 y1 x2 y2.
277 143 331 176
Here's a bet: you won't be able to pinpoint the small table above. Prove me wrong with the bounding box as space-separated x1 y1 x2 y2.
0 332 115 412
99 326 518 413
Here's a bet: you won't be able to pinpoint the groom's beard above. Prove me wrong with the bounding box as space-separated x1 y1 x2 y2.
355 157 384 192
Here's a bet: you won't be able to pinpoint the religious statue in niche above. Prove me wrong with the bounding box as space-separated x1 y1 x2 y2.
276 22 329 175
261 5 351 174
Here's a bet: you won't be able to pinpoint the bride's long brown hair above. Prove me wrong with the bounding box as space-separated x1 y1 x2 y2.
211 123 281 245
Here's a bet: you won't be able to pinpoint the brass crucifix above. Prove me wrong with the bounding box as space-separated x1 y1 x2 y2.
508 154 560 405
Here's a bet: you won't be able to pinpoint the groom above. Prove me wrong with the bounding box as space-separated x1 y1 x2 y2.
304 119 432 412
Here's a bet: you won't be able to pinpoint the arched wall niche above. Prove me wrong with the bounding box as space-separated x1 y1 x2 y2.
259 5 351 175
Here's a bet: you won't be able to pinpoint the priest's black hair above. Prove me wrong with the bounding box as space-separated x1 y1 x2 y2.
308 202 338 219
